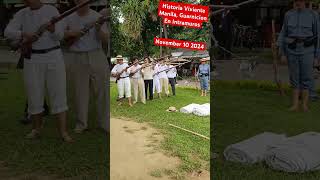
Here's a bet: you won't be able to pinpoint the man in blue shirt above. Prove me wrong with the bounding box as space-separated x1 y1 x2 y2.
197 58 210 97
277 0 320 111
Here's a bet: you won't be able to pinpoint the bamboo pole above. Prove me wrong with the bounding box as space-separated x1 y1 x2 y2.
271 19 285 96
169 123 210 140
160 20 163 57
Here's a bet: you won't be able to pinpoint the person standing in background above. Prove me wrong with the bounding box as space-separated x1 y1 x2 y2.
111 55 133 107
129 57 146 104
142 57 154 100
153 59 162 99
198 58 210 97
277 0 320 111
158 59 170 97
64 0 108 133
167 62 177 96
4 0 73 142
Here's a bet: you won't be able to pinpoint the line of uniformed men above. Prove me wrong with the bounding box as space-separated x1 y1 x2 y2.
4 0 109 142
111 56 177 107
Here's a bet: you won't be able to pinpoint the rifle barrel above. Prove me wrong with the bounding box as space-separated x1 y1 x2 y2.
53 0 96 23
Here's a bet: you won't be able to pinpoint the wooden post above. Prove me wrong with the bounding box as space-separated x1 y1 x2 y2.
271 19 285 96
309 1 313 9
160 20 163 57
163 24 169 56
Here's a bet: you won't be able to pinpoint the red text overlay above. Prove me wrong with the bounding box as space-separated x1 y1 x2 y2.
154 38 206 51
158 1 209 29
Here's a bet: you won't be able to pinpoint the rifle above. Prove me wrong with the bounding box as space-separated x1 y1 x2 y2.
65 15 110 47
125 55 172 78
129 63 153 77
153 60 191 77
116 66 130 81
16 0 96 69
271 19 285 96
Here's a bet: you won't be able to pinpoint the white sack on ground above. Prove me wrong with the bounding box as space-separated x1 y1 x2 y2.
193 103 210 116
180 103 201 114
266 132 320 173
224 132 287 164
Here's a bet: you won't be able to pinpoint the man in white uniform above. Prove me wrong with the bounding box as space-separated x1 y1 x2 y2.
129 57 146 104
167 63 177 96
153 60 162 99
111 55 133 107
4 0 73 142
158 60 170 97
64 0 109 133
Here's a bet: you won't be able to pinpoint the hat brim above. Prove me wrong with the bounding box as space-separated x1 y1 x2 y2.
166 109 177 112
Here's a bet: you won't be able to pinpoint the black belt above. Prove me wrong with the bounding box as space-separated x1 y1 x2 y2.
31 46 60 54
199 73 209 77
119 76 129 79
287 36 316 50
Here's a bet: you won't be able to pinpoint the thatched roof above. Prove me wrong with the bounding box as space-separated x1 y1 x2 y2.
171 49 209 59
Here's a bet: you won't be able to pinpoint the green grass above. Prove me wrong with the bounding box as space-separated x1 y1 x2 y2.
231 48 273 63
0 70 108 179
213 81 320 180
110 82 210 176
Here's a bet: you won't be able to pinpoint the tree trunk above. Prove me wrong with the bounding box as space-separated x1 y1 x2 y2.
141 27 148 57
160 19 163 57
163 24 169 56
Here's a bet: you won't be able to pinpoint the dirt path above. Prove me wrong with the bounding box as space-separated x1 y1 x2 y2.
110 118 210 180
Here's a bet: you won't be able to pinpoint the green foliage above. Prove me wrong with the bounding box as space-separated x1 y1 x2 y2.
111 0 211 58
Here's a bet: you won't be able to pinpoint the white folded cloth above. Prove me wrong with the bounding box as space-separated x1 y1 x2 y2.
193 103 210 116
266 132 320 173
224 132 287 164
180 103 201 114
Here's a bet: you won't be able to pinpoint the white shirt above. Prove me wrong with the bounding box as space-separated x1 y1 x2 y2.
158 64 168 79
167 65 177 78
129 64 142 79
142 66 154 80
111 63 130 78
4 5 64 63
64 9 107 52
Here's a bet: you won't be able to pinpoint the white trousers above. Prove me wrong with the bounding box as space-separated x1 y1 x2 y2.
67 50 108 131
131 78 146 103
24 50 68 115
153 75 161 93
118 77 131 98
